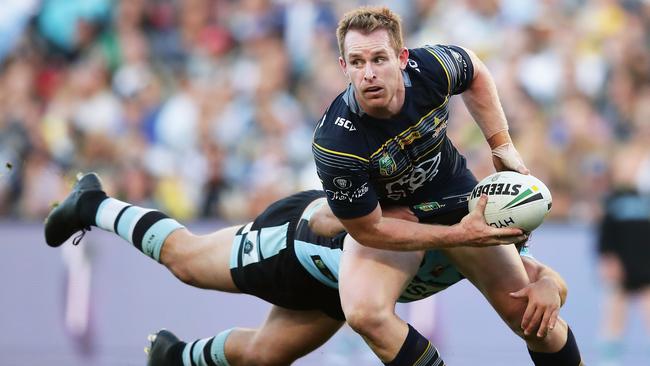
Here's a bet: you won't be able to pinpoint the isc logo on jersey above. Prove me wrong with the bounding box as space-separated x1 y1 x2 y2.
334 117 356 131
468 172 552 232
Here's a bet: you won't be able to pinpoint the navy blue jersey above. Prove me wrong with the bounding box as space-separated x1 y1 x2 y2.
313 44 477 219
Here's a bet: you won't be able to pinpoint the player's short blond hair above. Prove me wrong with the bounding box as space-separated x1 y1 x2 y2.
336 6 404 58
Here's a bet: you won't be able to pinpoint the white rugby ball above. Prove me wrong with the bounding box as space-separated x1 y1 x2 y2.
468 171 552 232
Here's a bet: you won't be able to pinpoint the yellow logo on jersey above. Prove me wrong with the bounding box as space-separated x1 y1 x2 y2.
397 131 422 149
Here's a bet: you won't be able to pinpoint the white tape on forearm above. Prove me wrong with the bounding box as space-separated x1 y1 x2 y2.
491 143 526 171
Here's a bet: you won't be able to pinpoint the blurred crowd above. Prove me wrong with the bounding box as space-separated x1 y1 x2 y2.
0 0 649 223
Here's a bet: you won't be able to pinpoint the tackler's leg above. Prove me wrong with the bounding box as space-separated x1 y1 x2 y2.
146 306 344 366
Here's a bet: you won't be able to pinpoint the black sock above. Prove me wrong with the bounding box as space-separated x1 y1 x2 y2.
78 191 108 227
385 324 444 366
86 196 184 262
528 327 581 366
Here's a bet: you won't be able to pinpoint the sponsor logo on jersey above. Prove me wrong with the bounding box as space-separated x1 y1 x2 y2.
450 49 463 64
413 201 446 212
311 255 338 283
397 130 421 149
385 152 441 200
470 183 522 200
333 176 352 190
334 116 356 131
408 58 420 72
450 49 469 80
379 152 397 176
432 119 447 139
401 276 449 300
326 182 369 202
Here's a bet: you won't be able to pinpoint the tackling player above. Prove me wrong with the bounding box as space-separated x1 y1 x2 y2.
45 172 560 365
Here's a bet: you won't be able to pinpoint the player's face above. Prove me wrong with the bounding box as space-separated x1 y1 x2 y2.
339 29 409 118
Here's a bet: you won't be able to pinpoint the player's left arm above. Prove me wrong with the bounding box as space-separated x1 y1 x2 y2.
510 255 568 337
458 47 530 175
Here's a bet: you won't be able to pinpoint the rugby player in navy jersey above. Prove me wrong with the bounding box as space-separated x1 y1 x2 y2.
45 173 566 366
312 6 582 366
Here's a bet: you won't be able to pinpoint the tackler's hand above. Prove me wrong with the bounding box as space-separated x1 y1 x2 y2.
509 277 562 338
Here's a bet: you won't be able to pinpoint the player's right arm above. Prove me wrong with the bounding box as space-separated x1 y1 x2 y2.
457 46 529 174
415 44 528 175
312 101 525 251
338 196 527 251
307 196 476 243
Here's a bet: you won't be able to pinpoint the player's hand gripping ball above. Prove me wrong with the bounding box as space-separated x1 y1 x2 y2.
468 171 552 232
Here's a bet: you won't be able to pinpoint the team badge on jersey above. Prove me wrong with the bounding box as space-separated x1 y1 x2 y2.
379 152 397 176
243 240 254 254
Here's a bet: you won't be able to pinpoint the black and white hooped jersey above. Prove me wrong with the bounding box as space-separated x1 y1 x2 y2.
313 44 476 219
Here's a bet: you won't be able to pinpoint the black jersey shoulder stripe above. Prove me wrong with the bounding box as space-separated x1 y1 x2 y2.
425 45 471 95
368 96 449 160
424 45 452 94
413 136 446 163
313 153 366 170
407 111 449 158
313 153 368 171
313 142 369 163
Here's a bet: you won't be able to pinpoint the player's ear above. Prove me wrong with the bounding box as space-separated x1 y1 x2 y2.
398 47 409 70
338 56 348 77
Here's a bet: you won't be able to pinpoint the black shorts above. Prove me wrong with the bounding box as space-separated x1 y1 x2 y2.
229 190 345 320
600 222 650 291
598 192 650 291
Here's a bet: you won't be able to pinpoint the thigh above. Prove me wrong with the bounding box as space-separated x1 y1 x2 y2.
339 235 424 309
162 226 241 292
247 306 344 362
442 245 529 312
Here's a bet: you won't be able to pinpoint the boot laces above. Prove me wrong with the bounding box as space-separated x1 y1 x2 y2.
71 227 91 246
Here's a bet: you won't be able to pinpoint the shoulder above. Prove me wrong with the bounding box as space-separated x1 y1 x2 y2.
410 44 471 67
408 45 474 95
313 87 369 166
